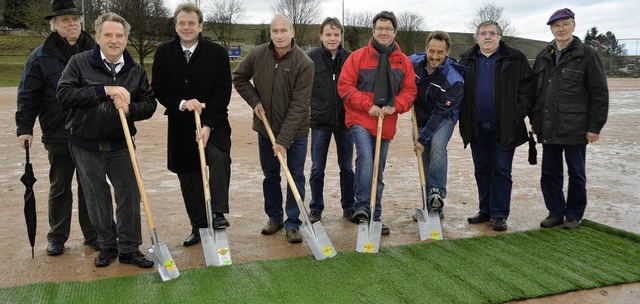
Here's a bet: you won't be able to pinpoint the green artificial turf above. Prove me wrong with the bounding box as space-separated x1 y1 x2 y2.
1 220 638 304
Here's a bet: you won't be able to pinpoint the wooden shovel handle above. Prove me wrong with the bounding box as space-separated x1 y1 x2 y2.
411 107 427 186
370 115 383 213
258 112 303 203
118 108 155 232
194 106 211 202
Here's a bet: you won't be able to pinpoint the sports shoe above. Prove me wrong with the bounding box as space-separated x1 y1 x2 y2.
119 251 154 268
351 209 369 223
343 209 357 223
309 210 322 223
381 223 390 235
95 248 118 267
540 216 564 228
285 229 303 243
261 222 284 235
492 218 508 231
563 218 581 229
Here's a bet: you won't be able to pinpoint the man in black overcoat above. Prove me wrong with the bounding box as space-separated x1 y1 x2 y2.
151 2 232 246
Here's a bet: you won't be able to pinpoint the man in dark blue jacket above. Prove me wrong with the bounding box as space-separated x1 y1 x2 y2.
532 8 608 230
15 0 97 256
409 31 465 219
459 21 534 231
152 2 232 247
306 17 354 224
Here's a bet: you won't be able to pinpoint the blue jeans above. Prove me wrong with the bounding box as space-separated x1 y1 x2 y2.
420 116 456 199
309 129 355 213
470 121 515 219
69 145 141 254
350 124 390 221
541 144 587 221
258 133 307 230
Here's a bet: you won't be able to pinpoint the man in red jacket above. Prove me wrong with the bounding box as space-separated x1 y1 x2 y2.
337 11 416 235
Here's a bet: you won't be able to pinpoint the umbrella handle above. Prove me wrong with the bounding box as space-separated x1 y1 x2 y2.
25 140 30 163
118 108 156 233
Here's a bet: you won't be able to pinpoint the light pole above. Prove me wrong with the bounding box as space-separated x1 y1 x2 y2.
81 0 85 31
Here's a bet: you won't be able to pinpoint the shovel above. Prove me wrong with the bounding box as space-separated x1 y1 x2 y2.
118 108 180 281
411 107 443 241
355 115 384 253
258 111 337 260
195 108 232 266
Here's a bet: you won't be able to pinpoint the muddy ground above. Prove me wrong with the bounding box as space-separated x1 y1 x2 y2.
0 79 638 302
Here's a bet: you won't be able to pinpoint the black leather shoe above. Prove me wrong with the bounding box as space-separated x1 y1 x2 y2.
213 213 230 228
261 222 284 235
95 248 118 267
119 251 154 268
46 242 65 256
492 218 508 231
467 212 491 224
84 239 100 251
183 232 200 246
309 210 322 223
381 223 390 235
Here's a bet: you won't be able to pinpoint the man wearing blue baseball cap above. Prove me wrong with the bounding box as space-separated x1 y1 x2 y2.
531 8 609 229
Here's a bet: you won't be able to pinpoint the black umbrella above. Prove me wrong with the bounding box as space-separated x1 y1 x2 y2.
20 140 37 258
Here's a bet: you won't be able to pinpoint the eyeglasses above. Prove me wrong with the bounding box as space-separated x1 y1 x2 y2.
478 31 499 37
374 27 394 33
551 21 574 30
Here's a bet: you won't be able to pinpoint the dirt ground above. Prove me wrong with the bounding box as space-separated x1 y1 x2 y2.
1 79 638 302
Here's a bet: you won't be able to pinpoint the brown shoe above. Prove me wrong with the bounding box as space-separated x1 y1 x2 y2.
261 222 284 235
285 229 303 243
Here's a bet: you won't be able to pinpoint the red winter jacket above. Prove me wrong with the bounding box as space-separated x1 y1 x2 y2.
337 40 416 140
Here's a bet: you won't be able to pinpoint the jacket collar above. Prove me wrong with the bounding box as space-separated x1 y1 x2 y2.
90 44 136 73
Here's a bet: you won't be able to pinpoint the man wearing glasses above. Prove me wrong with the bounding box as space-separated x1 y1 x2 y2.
532 8 608 230
459 21 535 231
337 11 416 235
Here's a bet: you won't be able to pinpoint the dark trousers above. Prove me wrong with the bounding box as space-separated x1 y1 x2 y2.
70 145 141 254
541 144 587 221
178 144 231 234
258 133 306 230
470 122 515 219
309 128 355 213
44 142 96 244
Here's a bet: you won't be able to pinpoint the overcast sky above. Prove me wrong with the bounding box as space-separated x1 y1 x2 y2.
165 0 640 55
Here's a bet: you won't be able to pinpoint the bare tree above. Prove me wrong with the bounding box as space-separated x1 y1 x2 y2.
205 0 245 48
23 0 50 37
395 11 425 54
109 0 171 65
343 10 373 50
272 0 322 46
466 2 517 38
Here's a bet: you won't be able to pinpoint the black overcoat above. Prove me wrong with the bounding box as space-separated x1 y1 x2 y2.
152 35 232 173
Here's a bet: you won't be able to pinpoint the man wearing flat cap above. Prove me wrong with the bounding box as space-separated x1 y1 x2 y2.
15 0 97 256
532 8 609 230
